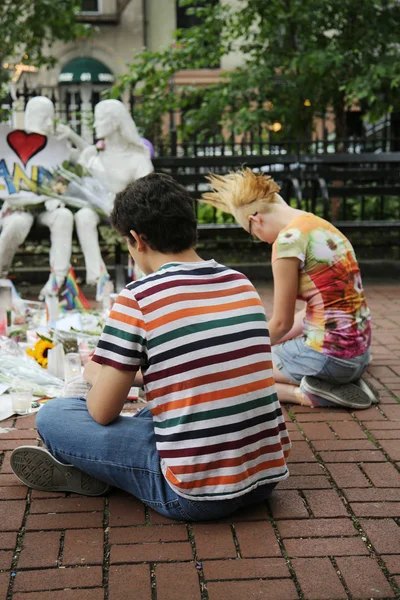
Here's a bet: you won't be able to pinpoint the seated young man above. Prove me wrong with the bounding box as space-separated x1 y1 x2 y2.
11 173 291 521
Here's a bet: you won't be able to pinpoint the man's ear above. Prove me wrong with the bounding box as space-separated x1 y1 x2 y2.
130 230 147 252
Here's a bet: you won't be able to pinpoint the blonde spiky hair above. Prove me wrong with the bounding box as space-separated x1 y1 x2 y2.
201 168 285 232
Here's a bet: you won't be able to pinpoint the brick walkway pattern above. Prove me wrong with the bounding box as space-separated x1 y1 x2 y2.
0 283 399 600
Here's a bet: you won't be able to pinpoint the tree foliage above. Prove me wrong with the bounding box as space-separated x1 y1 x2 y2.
0 0 90 92
113 0 400 141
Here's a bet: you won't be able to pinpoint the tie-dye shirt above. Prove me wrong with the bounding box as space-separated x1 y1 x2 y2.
272 213 371 359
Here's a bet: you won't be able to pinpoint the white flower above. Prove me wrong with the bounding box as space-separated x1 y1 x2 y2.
309 229 345 265
277 228 302 245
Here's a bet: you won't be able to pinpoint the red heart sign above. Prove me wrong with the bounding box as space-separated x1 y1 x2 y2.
7 130 47 167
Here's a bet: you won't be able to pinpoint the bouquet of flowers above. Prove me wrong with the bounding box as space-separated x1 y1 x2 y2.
38 161 114 217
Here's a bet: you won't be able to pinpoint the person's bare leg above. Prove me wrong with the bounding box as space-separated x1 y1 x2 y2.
273 366 312 406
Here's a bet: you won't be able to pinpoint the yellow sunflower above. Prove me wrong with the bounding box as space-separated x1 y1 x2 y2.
26 339 55 368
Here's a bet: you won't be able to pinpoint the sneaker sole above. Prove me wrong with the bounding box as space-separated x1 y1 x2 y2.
356 377 380 405
10 446 109 496
300 377 371 409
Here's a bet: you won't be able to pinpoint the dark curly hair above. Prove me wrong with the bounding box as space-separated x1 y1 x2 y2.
110 173 197 253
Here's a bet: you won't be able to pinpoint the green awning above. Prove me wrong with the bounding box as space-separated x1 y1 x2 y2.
58 57 114 84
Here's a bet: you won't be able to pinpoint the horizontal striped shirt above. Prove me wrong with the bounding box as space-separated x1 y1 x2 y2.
93 260 291 500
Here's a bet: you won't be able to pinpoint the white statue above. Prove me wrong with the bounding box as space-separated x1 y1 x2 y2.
77 100 154 285
0 97 81 297
79 99 154 193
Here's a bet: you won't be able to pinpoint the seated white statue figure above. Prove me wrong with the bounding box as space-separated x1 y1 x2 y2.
77 100 154 285
0 96 86 297
79 99 154 194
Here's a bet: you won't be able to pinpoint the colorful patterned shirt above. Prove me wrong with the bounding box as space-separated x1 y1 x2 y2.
272 213 371 359
93 260 291 500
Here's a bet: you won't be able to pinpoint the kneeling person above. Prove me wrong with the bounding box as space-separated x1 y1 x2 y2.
11 173 291 521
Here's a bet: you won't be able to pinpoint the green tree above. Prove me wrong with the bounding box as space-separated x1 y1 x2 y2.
0 0 90 106
113 0 400 143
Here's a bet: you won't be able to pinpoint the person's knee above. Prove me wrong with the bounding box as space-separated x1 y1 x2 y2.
54 207 74 228
36 398 66 441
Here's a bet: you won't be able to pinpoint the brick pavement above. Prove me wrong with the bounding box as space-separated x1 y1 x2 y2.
1 282 399 600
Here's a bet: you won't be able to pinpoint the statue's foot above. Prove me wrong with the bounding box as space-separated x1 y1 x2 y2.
38 276 65 301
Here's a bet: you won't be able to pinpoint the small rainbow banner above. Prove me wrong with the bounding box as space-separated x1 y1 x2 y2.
60 267 90 311
50 268 59 295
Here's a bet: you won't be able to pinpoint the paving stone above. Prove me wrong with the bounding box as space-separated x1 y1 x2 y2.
0 550 13 569
207 579 298 600
203 557 290 580
327 463 370 488
0 500 25 530
287 442 316 462
303 490 347 517
108 564 151 600
156 562 201 600
295 412 351 422
234 521 280 557
63 528 104 566
364 421 400 430
382 555 400 574
285 537 368 557
292 557 346 600
0 438 38 451
14 414 37 429
268 490 309 519
300 423 335 440
370 429 400 439
111 541 193 563
18 531 60 568
0 573 9 599
313 439 376 451
336 556 394 598
319 449 385 462
29 497 104 513
361 462 400 487
381 404 400 420
223 503 269 522
360 518 400 553
31 489 66 498
287 463 325 476
0 486 27 500
351 502 400 517
330 421 367 439
13 591 104 600
109 524 188 544
0 532 17 550
378 439 400 460
356 407 387 421
13 566 103 592
194 524 237 559
277 475 331 489
343 488 400 501
277 518 356 539
26 511 103 530
108 492 146 526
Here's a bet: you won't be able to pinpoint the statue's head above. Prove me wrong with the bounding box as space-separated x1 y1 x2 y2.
25 96 55 136
94 99 145 150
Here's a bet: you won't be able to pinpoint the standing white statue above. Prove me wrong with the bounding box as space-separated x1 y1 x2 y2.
0 96 85 297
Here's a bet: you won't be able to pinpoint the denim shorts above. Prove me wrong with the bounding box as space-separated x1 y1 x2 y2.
272 336 371 385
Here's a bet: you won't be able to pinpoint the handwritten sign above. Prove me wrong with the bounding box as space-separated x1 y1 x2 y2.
0 124 69 199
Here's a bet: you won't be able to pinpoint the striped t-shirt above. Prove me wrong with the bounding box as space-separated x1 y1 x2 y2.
93 260 291 500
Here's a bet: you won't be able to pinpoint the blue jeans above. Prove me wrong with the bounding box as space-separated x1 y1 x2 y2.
36 398 276 521
272 336 371 385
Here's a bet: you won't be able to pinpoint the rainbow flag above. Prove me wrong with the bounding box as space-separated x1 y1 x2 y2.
50 268 59 295
60 267 90 311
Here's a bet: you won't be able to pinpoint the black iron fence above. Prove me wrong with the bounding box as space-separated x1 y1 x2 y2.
2 83 400 156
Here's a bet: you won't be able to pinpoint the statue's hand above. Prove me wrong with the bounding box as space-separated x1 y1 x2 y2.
44 199 65 212
78 145 97 168
55 123 72 140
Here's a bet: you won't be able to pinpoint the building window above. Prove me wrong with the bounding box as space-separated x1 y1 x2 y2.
176 1 218 30
176 1 220 68
81 0 100 13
